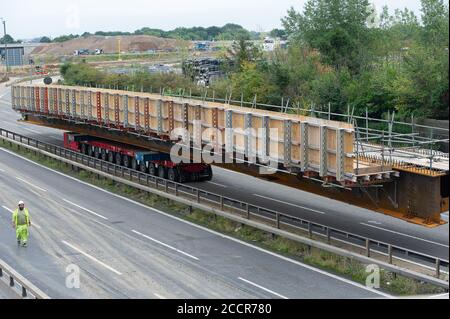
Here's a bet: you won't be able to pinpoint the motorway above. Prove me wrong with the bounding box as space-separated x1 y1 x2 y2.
0 79 448 298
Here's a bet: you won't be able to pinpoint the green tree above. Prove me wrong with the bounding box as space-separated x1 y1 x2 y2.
0 34 15 44
40 36 52 43
282 0 374 73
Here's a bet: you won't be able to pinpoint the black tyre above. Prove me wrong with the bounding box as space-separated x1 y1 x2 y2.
149 163 157 176
168 168 180 182
204 166 213 181
108 151 115 163
81 143 88 155
179 171 188 183
131 158 138 171
115 153 122 166
158 166 167 179
94 147 100 159
191 172 199 182
88 146 94 157
140 162 148 173
123 155 131 168
101 149 107 161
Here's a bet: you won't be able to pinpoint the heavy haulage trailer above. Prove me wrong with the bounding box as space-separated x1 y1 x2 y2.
10 84 449 226
64 132 212 182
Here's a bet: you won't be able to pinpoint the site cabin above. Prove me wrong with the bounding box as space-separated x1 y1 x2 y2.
64 132 213 183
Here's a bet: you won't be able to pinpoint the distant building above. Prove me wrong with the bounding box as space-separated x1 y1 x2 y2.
0 43 40 66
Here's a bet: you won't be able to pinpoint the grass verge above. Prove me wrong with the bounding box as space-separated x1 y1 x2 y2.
0 139 446 297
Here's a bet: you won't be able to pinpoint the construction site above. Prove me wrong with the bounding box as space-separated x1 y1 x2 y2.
10 83 449 226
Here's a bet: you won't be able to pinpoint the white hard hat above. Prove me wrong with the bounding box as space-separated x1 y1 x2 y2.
18 201 24 206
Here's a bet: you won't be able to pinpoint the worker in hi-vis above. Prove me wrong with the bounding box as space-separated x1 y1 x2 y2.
12 201 31 247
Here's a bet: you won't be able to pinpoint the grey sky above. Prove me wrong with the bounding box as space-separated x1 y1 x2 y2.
1 0 423 39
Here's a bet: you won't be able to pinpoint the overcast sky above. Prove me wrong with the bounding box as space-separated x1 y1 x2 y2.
1 0 423 39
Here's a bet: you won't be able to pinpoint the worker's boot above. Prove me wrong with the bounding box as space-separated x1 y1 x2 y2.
22 241 27 247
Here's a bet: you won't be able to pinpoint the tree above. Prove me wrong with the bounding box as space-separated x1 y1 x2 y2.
282 0 374 73
421 0 449 47
226 37 261 72
269 28 287 39
40 36 52 43
0 34 15 44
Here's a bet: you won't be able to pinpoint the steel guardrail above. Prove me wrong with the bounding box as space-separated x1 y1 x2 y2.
1 128 448 285
0 257 50 299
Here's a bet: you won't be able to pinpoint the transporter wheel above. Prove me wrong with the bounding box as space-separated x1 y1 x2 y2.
101 149 107 161
149 163 157 176
131 158 138 171
115 153 122 166
179 171 188 183
158 166 167 180
140 162 148 173
190 172 199 182
81 143 88 155
123 155 131 168
94 147 100 159
168 168 180 183
108 151 115 163
203 166 213 181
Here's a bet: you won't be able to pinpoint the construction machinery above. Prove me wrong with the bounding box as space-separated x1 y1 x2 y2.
10 83 449 226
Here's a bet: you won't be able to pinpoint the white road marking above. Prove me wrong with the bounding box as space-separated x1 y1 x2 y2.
132 230 199 261
0 168 5 172
206 181 227 188
15 177 47 192
22 127 41 134
367 221 382 225
361 223 449 248
253 194 325 215
0 148 395 298
154 293 167 299
62 198 109 220
2 205 42 229
62 240 122 275
238 277 288 299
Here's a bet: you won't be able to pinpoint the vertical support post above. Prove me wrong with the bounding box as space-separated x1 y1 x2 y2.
144 98 150 132
435 259 440 278
114 94 120 127
319 125 328 177
366 107 369 143
388 245 393 264
71 89 76 117
96 92 102 124
261 116 270 163
80 90 85 118
225 110 233 154
168 101 174 132
157 99 163 135
64 89 70 116
366 239 370 257
244 113 253 159
104 93 110 126
284 120 292 167
52 88 57 115
135 97 141 131
35 87 41 113
300 122 309 172
336 128 345 181
87 92 93 121
123 95 129 128
44 87 49 114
